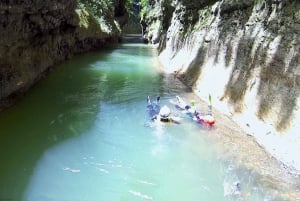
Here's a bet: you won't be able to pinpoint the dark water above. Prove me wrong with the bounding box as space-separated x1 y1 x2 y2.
0 43 272 201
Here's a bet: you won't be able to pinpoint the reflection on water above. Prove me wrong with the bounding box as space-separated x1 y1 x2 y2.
0 44 277 201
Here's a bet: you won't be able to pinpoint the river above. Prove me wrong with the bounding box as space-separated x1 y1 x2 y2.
0 42 297 201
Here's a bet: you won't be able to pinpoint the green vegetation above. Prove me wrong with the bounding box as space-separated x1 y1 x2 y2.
125 0 134 12
124 0 150 19
140 0 150 19
75 0 121 36
295 7 300 20
77 0 113 19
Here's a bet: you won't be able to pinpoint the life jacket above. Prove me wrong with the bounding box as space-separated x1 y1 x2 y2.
196 113 215 125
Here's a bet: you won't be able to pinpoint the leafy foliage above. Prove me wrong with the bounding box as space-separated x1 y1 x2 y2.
78 0 114 18
125 0 134 11
124 0 150 19
140 0 150 18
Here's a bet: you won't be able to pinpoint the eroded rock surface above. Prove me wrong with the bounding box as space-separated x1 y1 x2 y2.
0 0 126 108
143 0 300 170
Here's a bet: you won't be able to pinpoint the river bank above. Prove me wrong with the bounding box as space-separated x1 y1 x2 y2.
153 53 300 200
155 45 300 174
141 0 300 183
176 90 300 200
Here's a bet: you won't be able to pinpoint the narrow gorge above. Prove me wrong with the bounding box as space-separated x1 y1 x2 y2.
0 0 300 200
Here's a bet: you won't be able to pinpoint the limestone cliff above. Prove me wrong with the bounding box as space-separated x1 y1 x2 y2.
143 0 300 168
0 0 126 108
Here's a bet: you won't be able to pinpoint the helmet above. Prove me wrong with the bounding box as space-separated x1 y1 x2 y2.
159 105 171 118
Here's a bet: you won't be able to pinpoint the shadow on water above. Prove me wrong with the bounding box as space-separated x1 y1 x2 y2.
0 51 109 201
2 36 294 199
0 43 162 200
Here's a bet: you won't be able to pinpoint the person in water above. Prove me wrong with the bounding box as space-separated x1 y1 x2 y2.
175 95 196 114
159 105 171 122
159 105 180 124
194 104 215 126
147 96 180 123
175 95 215 125
147 96 160 121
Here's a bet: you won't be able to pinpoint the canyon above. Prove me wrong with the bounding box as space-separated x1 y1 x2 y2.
0 0 299 173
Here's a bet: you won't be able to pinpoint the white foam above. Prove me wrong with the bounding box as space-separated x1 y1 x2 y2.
137 180 157 186
129 190 153 200
62 167 81 173
96 168 109 174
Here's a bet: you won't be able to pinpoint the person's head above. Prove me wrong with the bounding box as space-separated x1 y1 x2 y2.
185 105 191 110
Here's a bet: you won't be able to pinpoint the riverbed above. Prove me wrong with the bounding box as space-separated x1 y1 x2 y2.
0 43 299 201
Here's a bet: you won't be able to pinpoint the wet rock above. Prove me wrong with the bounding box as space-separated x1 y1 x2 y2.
0 0 126 109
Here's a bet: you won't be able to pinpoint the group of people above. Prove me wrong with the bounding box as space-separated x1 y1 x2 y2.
146 95 215 126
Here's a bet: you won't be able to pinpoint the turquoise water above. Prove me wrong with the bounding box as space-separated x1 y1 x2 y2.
0 44 270 200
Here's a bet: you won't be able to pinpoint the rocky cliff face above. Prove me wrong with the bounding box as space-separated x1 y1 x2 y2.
144 0 300 168
0 0 126 108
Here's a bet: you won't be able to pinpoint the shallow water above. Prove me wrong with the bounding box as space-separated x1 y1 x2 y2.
0 43 278 200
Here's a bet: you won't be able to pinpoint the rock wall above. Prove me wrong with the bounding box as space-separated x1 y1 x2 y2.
143 0 300 169
0 0 125 109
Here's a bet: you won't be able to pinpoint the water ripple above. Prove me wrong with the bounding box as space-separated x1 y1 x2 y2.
129 190 153 200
